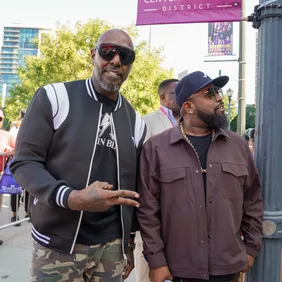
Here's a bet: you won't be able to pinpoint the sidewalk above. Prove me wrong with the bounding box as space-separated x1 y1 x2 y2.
0 195 32 281
0 195 136 281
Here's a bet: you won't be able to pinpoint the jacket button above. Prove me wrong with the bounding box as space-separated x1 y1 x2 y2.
209 235 213 239
209 200 212 204
196 170 199 173
209 164 213 168
200 205 203 208
201 240 205 244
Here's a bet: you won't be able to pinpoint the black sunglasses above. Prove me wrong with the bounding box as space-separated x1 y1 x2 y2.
96 43 135 66
187 86 223 102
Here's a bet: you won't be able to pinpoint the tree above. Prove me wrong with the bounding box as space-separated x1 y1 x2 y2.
245 105 256 129
222 95 236 122
5 19 173 122
230 105 256 133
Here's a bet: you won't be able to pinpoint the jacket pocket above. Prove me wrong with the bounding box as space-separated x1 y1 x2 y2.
221 163 248 201
158 168 189 204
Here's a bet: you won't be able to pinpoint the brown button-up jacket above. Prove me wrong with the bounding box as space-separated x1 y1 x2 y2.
137 125 263 280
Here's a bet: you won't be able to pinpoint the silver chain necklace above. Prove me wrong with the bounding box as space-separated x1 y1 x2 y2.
180 122 215 174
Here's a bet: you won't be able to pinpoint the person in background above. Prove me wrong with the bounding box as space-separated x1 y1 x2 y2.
135 78 179 282
248 128 255 157
0 110 15 245
143 79 180 139
9 109 26 139
243 133 250 143
10 109 29 226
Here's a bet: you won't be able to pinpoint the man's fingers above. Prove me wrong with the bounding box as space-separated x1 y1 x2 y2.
107 197 140 207
117 197 140 207
106 189 139 199
104 190 140 207
122 263 134 280
97 182 113 190
116 189 139 199
122 263 129 277
102 185 113 190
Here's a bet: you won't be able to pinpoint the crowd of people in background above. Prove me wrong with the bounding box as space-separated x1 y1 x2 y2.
0 109 29 245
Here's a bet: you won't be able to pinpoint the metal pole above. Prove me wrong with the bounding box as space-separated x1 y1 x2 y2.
1 83 6 111
228 97 231 130
0 217 30 230
149 26 152 52
245 1 282 282
237 0 247 136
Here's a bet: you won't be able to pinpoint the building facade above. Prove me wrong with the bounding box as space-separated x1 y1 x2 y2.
0 26 51 96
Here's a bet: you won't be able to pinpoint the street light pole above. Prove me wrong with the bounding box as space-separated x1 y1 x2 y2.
228 97 231 130
226 88 234 130
1 83 6 112
237 0 247 136
244 1 282 282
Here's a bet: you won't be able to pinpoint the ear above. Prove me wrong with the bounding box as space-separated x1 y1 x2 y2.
182 101 194 114
90 49 96 63
160 93 166 103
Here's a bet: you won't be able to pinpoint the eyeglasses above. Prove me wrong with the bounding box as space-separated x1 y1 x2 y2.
187 86 223 102
96 43 135 66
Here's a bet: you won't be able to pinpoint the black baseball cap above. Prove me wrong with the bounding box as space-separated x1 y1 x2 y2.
175 71 229 108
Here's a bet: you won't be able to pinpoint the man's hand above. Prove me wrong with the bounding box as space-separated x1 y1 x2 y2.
241 255 255 273
150 266 173 282
122 239 135 280
0 151 13 157
67 181 140 212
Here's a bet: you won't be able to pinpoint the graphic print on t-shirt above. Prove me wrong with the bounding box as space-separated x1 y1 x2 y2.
97 113 116 150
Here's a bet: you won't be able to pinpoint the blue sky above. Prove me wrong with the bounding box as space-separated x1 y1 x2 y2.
0 0 258 103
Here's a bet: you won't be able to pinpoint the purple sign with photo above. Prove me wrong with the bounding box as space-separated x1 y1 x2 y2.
208 22 234 56
136 0 242 26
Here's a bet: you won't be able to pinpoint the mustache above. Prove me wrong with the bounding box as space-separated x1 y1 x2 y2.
215 103 224 110
103 67 122 76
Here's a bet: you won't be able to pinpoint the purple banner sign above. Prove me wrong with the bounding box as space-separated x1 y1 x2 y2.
136 0 242 26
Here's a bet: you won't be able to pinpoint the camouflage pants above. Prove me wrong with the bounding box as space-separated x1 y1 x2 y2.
31 238 125 282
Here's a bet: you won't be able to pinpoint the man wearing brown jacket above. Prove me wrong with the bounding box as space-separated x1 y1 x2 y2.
137 71 263 282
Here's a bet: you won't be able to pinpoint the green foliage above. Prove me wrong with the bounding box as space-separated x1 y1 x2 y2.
5 19 173 121
222 95 236 122
246 106 256 129
230 105 256 132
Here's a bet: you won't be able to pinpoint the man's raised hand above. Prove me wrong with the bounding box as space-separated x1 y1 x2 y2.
67 181 140 212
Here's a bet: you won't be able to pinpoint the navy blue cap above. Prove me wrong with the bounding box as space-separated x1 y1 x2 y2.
175 71 229 108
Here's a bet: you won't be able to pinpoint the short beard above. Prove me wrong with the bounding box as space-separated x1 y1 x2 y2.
196 108 228 130
93 60 122 93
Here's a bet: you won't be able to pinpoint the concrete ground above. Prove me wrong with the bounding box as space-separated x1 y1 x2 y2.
0 194 136 282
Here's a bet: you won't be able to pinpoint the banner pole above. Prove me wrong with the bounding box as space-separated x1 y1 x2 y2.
237 0 247 135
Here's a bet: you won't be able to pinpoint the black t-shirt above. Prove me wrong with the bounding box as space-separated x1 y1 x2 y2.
188 133 212 198
76 91 121 245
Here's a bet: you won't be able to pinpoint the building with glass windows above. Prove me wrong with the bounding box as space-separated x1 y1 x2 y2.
0 26 51 96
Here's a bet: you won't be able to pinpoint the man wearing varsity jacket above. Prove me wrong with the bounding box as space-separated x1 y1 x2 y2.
10 29 146 282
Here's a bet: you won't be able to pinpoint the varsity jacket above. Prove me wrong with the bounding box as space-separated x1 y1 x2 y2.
10 78 146 256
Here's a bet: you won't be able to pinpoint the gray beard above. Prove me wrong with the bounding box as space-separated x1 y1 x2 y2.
93 62 122 93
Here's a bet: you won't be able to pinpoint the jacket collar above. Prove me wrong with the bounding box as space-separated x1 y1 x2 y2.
170 122 231 145
85 78 123 111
